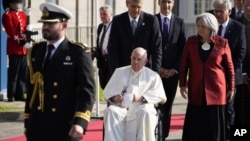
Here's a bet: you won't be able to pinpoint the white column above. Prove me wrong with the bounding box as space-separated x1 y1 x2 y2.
46 0 56 3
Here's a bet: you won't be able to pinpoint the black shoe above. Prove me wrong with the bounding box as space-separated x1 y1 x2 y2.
8 97 15 102
15 97 25 101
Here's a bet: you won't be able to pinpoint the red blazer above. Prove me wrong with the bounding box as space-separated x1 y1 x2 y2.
2 10 28 55
179 35 235 105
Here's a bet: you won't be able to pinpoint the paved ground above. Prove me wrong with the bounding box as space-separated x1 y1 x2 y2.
0 88 187 141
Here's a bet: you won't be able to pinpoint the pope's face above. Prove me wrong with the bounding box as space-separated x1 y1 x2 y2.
126 0 143 19
130 51 147 72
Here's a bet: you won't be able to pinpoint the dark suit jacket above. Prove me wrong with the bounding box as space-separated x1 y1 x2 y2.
155 14 186 71
179 35 235 105
96 23 108 68
230 7 245 24
243 26 250 76
25 38 95 134
108 11 162 73
224 18 246 85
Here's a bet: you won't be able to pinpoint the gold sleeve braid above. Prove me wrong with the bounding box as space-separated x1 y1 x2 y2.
74 110 91 122
27 47 45 111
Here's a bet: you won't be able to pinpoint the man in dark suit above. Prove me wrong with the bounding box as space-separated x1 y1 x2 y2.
108 0 162 74
155 0 186 140
95 5 113 89
24 2 96 141
230 0 245 23
213 0 246 140
234 0 250 126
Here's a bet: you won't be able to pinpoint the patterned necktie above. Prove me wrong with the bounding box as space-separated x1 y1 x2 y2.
131 19 137 35
162 17 169 40
43 44 54 68
237 11 242 19
217 25 223 36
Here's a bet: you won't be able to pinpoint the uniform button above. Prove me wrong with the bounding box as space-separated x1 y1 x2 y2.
53 82 58 87
37 106 41 110
51 108 56 112
53 94 58 99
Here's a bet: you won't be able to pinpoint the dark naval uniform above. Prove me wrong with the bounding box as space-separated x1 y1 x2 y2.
24 2 96 141
24 39 96 141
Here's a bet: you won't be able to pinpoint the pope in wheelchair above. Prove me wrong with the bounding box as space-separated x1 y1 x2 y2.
103 47 167 141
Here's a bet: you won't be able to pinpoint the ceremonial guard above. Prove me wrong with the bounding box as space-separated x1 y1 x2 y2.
24 2 96 141
2 0 29 101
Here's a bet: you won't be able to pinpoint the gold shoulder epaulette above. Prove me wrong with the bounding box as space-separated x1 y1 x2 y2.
70 40 91 53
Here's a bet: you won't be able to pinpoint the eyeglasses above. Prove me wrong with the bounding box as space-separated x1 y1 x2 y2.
213 10 227 14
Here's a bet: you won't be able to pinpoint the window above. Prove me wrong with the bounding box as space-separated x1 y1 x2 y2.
194 0 212 15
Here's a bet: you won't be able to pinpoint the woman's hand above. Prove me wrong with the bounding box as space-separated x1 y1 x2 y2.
180 87 188 99
227 90 235 102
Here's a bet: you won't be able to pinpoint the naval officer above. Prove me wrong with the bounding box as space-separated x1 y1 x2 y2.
24 2 96 141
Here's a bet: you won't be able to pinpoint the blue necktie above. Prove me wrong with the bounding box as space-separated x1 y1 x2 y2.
218 25 223 36
43 44 54 68
237 11 242 19
131 19 137 35
163 17 169 40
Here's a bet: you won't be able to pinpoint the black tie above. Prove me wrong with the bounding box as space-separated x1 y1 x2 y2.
217 25 223 36
43 44 54 68
100 25 107 50
163 17 169 40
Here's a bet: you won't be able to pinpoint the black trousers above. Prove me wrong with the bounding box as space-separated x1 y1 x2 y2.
234 83 250 125
159 75 179 140
7 55 29 100
98 59 111 90
225 88 236 141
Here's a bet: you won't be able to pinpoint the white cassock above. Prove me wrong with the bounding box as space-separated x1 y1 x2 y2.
103 66 167 141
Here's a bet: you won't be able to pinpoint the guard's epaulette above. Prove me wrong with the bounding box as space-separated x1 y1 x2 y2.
69 40 91 54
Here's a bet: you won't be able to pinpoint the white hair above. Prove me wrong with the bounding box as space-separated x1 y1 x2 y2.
196 12 219 35
99 5 113 14
213 0 232 10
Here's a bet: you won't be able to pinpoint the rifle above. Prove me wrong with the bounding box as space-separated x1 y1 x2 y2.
25 0 38 43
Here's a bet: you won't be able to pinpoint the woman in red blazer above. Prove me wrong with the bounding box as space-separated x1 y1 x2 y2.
179 13 235 141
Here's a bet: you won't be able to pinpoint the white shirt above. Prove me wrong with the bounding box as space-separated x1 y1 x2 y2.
217 18 229 37
160 13 172 31
99 21 112 55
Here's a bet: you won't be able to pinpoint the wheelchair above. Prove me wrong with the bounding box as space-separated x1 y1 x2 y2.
102 105 163 141
155 106 163 141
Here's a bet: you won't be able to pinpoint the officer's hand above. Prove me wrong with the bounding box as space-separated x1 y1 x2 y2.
69 124 83 140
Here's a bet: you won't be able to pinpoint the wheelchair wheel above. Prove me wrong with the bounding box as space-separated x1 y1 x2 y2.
155 110 163 141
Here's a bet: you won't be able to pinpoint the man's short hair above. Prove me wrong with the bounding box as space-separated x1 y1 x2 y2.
213 0 232 10
99 5 113 13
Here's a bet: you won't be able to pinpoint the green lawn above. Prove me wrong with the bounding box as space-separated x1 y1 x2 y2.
0 106 23 111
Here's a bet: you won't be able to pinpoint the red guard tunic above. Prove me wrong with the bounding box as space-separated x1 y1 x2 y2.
2 9 28 55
